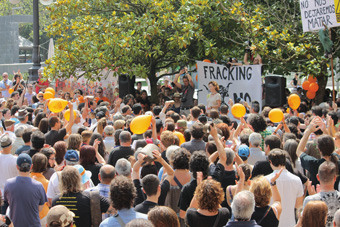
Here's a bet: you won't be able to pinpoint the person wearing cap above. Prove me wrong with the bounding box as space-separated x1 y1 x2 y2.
176 120 187 133
0 134 18 215
11 125 26 155
45 102 74 147
170 92 182 114
3 120 16 142
46 205 74 227
47 150 80 206
4 153 47 227
238 144 250 164
14 108 33 131
52 166 109 227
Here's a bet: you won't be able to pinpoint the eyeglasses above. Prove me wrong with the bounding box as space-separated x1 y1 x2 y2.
97 91 102 94
38 96 43 98
49 157 55 160
75 92 80 95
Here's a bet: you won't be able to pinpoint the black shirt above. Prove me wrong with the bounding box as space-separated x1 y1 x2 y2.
84 163 103 186
185 208 230 227
179 179 197 212
45 128 67 147
108 146 135 167
24 148 40 158
134 200 157 214
251 206 278 227
133 179 170 206
52 192 109 227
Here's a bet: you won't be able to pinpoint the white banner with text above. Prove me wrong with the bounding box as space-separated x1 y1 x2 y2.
196 61 262 106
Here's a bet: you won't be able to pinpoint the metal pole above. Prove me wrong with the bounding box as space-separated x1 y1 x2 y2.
28 0 41 82
329 28 336 103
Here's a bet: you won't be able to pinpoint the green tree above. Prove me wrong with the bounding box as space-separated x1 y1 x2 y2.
45 0 234 102
222 0 340 104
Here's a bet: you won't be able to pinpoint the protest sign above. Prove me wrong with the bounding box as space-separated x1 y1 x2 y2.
335 0 340 22
196 61 262 107
300 0 340 32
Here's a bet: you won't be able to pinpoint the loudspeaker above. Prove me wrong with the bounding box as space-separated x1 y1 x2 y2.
265 76 286 107
119 74 135 98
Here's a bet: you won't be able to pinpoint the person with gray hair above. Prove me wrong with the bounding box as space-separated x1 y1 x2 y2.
115 158 132 177
333 209 340 227
108 131 134 167
247 132 265 166
11 125 26 154
103 125 115 154
225 191 261 226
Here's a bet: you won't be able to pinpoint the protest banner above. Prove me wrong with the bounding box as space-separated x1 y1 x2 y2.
196 61 262 107
335 0 340 22
300 0 340 32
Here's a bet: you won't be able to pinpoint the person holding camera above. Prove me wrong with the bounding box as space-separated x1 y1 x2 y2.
173 67 194 115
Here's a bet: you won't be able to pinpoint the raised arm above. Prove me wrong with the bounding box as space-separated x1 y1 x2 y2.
296 122 319 157
65 102 75 134
210 123 226 163
173 69 185 89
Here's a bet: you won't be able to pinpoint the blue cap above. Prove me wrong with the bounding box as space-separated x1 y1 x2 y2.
17 153 32 167
64 150 79 162
238 145 250 158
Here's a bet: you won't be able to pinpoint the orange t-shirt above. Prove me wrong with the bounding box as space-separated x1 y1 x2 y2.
30 172 49 219
95 96 110 103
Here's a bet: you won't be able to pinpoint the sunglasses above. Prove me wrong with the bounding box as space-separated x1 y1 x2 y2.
97 91 102 94
75 92 80 95
38 96 43 98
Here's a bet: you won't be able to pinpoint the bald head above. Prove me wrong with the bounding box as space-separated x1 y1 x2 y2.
2 73 8 81
99 164 116 184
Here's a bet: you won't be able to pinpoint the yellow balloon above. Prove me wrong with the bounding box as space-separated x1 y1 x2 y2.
231 104 246 118
173 131 185 145
48 98 69 113
8 88 14 94
130 115 152 135
64 109 77 121
45 87 55 95
268 108 284 123
43 91 54 100
288 94 301 110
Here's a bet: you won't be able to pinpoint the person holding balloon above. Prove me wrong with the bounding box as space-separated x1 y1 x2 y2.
0 72 13 98
206 81 221 115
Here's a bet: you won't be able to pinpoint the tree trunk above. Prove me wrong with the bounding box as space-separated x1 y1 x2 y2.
148 68 159 104
314 64 328 105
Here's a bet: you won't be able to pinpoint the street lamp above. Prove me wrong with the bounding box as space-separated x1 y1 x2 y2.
28 0 40 82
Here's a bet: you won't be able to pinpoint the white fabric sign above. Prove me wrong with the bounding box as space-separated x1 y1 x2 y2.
300 0 340 32
197 61 262 106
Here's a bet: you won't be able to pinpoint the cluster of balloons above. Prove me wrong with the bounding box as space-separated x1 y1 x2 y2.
43 87 55 100
302 75 319 99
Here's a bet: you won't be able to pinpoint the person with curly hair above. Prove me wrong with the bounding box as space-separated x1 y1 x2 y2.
247 114 270 149
185 179 230 227
100 176 147 226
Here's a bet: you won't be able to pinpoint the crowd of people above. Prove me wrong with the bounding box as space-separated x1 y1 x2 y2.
1 69 340 227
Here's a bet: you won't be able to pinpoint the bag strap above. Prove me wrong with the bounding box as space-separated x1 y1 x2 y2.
258 206 272 225
212 210 222 227
90 190 102 227
114 213 126 227
173 176 183 189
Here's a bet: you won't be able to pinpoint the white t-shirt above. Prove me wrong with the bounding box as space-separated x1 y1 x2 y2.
103 137 115 154
266 169 304 227
46 171 60 199
206 93 221 113
0 154 18 197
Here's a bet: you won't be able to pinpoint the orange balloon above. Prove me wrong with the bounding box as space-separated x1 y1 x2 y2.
309 82 319 92
231 104 246 118
64 109 77 121
8 88 14 94
43 91 54 100
288 94 301 110
308 75 317 83
268 108 284 123
45 87 55 95
302 81 310 90
130 115 152 134
173 131 185 145
48 98 69 113
306 90 316 99
203 59 211 63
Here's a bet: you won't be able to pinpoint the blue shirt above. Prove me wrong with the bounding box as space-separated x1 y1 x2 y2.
0 80 12 98
4 176 47 227
85 183 111 220
99 208 147 227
